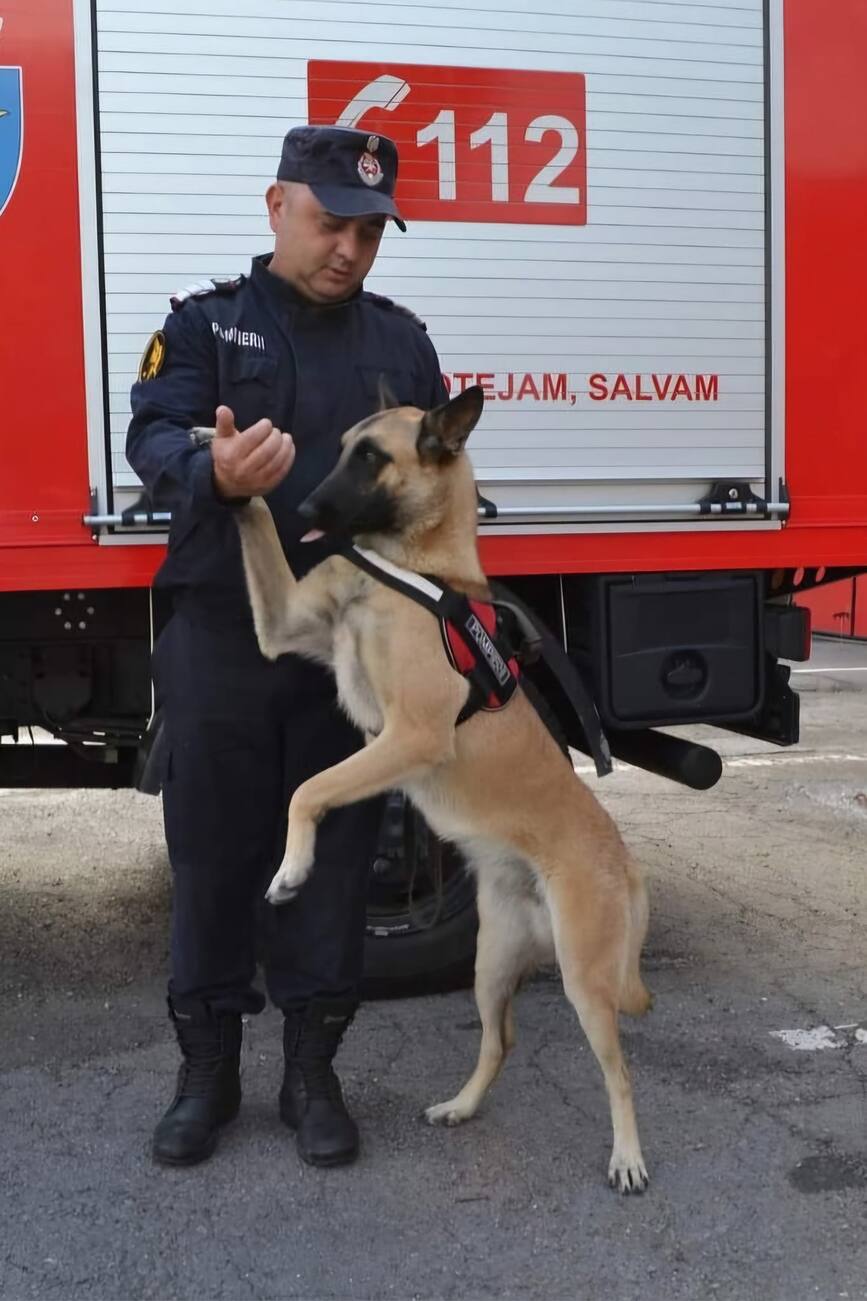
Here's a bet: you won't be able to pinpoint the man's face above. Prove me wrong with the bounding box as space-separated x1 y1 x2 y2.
266 182 386 303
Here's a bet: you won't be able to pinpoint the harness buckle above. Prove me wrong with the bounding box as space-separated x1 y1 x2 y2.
494 601 542 666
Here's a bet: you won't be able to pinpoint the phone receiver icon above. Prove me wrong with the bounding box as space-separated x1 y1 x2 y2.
336 74 411 128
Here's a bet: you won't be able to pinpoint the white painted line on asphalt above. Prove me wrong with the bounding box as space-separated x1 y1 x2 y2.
724 752 867 769
573 751 867 776
770 1025 867 1051
771 1026 842 1051
791 666 867 673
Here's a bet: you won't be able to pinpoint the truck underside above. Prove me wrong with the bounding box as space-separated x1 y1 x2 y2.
0 562 818 790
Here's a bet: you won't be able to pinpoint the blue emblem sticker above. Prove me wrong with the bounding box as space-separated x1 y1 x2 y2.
0 67 23 217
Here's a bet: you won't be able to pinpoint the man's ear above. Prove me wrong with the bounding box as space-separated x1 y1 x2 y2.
377 373 400 412
265 181 286 236
416 385 485 464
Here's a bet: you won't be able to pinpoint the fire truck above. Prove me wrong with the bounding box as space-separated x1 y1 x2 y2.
1 0 865 991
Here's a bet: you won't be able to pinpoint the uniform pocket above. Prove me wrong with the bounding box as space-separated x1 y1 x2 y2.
226 352 280 430
228 352 279 385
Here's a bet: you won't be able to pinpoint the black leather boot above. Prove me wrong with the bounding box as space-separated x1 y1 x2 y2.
279 999 359 1167
152 998 243 1167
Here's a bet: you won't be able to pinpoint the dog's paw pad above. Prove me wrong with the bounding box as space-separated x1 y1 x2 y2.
608 1157 649 1195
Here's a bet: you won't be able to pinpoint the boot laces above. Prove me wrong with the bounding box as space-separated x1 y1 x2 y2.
297 1056 342 1103
175 1024 237 1099
291 1014 353 1103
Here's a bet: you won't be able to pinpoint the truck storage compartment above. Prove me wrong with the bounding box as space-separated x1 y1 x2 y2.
564 572 764 728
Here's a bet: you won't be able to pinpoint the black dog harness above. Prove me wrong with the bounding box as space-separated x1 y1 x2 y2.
343 545 520 722
341 545 613 777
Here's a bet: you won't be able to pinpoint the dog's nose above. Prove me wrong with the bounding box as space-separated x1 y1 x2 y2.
297 497 318 522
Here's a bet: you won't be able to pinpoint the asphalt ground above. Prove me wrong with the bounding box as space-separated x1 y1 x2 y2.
1 636 865 1300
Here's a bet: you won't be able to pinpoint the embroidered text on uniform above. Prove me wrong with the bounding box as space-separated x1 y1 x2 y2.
212 323 267 351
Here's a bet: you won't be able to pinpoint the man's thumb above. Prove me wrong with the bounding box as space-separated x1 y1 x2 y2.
215 405 236 438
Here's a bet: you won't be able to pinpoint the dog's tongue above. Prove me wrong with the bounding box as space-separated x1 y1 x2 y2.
300 528 326 543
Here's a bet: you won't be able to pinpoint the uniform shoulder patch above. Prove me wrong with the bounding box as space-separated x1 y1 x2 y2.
364 291 428 332
170 275 244 312
138 330 166 382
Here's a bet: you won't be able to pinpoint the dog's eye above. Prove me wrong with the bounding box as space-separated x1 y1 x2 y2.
358 444 381 466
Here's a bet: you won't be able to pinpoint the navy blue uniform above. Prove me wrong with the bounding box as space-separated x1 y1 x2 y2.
128 253 447 1014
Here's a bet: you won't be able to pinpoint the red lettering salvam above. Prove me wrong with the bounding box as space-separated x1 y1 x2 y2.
588 374 608 400
696 374 719 401
610 374 633 400
652 374 672 400
671 374 693 400
542 372 568 401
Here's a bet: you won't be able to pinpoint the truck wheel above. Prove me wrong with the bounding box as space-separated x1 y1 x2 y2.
362 795 477 999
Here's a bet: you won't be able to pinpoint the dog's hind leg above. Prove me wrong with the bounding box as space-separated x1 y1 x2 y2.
543 868 649 1194
424 863 537 1126
621 858 653 1017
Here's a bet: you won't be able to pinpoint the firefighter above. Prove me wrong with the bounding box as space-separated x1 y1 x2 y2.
126 126 447 1169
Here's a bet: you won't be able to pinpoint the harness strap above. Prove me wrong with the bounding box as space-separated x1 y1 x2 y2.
489 580 612 777
342 546 519 719
341 546 612 777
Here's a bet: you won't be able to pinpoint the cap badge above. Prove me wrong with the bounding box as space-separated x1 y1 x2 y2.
358 150 384 187
366 135 380 153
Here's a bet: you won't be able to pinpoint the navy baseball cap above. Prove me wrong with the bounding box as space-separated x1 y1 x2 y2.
277 125 406 231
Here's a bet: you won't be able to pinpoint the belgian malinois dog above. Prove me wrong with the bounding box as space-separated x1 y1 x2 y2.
196 384 652 1192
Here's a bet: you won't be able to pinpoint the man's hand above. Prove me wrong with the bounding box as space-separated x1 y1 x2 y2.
210 405 295 499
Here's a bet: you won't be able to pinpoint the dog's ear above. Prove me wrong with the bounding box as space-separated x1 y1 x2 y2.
417 385 484 464
377 373 400 412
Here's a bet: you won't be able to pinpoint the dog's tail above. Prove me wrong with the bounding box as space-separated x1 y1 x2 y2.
620 857 653 1016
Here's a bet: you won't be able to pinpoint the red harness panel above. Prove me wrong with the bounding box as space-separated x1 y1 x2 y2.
440 600 521 711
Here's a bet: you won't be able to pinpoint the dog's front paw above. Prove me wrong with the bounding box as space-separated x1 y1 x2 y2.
423 1099 474 1127
189 426 216 448
265 858 311 906
265 820 316 906
265 872 299 906
608 1148 649 1195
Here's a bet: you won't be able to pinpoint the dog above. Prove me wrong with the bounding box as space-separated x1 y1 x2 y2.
194 384 652 1192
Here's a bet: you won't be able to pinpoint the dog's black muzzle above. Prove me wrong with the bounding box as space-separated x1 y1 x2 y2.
297 488 346 538
298 473 397 541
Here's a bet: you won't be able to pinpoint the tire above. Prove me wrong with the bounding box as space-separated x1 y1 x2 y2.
362 794 477 999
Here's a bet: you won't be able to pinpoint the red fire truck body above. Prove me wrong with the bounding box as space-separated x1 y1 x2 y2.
1 0 866 792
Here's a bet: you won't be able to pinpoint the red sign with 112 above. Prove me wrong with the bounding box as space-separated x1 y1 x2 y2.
308 61 587 226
